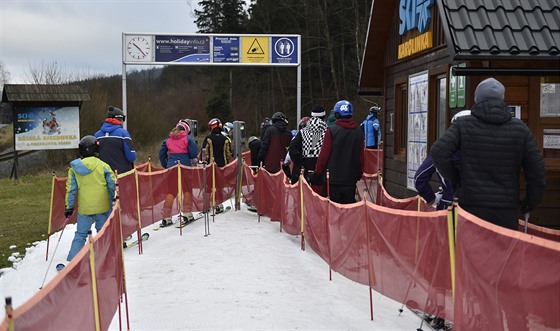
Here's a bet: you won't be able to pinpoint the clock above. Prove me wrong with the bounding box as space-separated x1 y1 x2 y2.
127 36 151 60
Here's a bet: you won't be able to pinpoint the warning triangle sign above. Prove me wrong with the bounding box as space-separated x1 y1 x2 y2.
247 38 265 54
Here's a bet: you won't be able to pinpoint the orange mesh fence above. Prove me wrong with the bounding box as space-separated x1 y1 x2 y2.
455 209 560 331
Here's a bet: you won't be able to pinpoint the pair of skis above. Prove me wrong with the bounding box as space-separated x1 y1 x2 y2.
123 233 150 249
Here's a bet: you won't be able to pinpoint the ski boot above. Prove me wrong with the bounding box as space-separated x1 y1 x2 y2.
160 217 173 227
180 212 195 225
214 204 225 214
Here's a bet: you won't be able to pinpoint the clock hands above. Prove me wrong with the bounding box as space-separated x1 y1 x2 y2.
133 43 146 57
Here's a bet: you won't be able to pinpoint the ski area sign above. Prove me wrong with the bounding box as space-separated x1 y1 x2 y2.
123 33 300 66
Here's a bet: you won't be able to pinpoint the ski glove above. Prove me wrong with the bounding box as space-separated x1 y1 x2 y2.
431 190 443 207
64 208 74 218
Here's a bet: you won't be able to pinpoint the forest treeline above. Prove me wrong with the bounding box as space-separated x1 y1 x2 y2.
7 0 383 167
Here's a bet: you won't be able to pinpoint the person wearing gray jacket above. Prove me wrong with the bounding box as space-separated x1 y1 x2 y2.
430 78 546 230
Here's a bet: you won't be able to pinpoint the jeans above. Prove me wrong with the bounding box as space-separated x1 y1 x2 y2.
66 210 111 261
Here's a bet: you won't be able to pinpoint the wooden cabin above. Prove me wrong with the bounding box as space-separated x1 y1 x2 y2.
359 0 560 228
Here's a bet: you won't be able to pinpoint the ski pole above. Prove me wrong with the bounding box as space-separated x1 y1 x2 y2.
524 212 530 234
40 213 72 289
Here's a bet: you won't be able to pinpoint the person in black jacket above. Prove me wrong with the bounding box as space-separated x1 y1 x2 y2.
257 112 292 173
313 100 365 204
201 118 232 167
430 78 546 230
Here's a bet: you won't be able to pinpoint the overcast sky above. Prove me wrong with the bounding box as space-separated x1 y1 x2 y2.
1 1 204 83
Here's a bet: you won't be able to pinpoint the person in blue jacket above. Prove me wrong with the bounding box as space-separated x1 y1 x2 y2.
94 106 136 175
360 105 382 149
158 119 199 226
65 135 116 262
159 119 199 168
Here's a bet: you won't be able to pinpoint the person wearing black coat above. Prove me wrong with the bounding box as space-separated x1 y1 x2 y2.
257 112 292 173
430 78 546 230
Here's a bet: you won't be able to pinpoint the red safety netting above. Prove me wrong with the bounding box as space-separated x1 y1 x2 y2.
364 148 383 175
365 203 453 319
4 158 559 331
455 209 560 331
48 176 77 233
2 208 124 331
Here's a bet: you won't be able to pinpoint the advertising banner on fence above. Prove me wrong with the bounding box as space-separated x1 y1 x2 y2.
14 106 80 151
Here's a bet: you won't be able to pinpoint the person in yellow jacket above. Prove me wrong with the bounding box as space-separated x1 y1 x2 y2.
65 135 116 262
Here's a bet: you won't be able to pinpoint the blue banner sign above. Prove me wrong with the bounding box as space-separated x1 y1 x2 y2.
213 36 240 63
155 35 210 63
271 37 298 64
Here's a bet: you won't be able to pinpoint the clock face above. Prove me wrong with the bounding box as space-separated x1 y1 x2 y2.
127 36 151 60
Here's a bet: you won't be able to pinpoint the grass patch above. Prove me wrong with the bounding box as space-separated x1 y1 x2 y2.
0 125 14 152
0 173 53 271
0 136 198 273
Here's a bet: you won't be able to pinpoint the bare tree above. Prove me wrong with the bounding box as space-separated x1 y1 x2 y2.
24 60 77 84
0 61 11 88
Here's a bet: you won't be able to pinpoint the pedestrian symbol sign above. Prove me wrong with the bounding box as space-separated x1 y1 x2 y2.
242 36 268 63
272 37 297 64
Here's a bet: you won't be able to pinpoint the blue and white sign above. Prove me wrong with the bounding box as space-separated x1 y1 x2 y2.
213 36 240 63
14 106 80 151
399 0 434 35
272 37 297 64
155 35 210 63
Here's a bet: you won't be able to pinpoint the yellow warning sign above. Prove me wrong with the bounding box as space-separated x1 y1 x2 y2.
241 36 269 63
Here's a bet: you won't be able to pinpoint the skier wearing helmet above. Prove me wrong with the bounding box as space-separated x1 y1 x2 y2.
201 118 232 167
64 135 116 263
158 119 199 226
312 100 364 204
159 119 199 168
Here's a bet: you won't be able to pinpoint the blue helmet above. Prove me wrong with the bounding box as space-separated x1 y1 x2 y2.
333 100 353 117
291 129 297 137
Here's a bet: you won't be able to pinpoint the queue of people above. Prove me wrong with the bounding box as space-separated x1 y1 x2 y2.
64 82 547 283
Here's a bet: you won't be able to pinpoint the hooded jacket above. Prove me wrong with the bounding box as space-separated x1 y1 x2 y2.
258 118 292 173
430 99 546 214
361 113 381 148
94 120 136 174
66 156 116 215
159 131 199 167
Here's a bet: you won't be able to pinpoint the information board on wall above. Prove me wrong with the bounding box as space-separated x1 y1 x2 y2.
407 71 429 191
123 33 300 66
14 106 80 151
